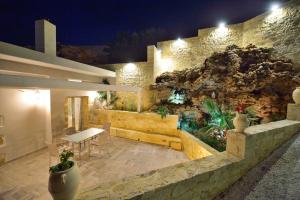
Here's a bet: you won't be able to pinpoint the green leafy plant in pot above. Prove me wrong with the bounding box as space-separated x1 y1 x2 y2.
48 150 80 200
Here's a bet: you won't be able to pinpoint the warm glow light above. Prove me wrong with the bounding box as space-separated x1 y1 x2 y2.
218 21 226 28
87 91 98 101
68 79 82 82
270 3 280 11
20 89 50 106
172 38 187 50
266 2 284 23
214 21 229 38
159 58 173 73
123 63 137 74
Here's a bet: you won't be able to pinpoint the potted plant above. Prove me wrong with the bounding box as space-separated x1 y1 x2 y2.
48 150 80 200
292 87 300 104
233 103 250 133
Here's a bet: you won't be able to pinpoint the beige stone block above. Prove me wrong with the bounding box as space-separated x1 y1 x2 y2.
287 104 300 121
114 128 182 151
170 142 182 151
226 131 246 159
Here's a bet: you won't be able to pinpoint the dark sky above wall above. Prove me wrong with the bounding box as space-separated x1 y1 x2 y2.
0 0 281 46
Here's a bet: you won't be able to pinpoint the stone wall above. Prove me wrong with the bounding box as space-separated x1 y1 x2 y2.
77 118 300 200
156 23 243 76
180 130 219 160
91 110 179 137
156 0 300 74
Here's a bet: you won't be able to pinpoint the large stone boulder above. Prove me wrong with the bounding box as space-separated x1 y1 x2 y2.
151 44 300 120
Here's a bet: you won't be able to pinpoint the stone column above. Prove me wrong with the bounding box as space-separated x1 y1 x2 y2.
287 104 300 121
226 130 246 159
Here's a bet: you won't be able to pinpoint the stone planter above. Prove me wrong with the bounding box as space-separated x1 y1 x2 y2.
292 87 300 104
233 113 250 133
48 161 80 200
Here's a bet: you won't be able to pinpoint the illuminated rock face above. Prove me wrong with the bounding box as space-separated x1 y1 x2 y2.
151 45 300 121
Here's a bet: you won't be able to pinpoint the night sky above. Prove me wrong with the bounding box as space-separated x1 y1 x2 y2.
0 0 279 46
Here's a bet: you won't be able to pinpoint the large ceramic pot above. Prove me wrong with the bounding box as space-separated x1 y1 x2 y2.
292 87 300 104
48 162 80 200
233 113 250 133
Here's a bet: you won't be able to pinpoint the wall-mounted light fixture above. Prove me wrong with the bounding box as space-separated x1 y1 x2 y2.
270 2 280 12
172 38 187 49
266 2 284 23
68 79 82 83
218 21 226 29
214 21 229 38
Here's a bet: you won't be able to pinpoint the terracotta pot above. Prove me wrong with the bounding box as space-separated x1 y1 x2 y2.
48 162 80 200
292 87 300 104
233 113 250 133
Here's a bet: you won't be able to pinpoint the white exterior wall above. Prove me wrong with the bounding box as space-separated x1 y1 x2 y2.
0 88 51 161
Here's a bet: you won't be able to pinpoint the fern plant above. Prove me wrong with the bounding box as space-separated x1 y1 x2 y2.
199 98 234 134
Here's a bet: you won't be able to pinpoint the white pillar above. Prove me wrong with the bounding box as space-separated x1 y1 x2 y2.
106 90 111 104
137 89 142 113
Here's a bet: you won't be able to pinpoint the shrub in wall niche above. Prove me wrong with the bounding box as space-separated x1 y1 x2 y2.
156 106 169 119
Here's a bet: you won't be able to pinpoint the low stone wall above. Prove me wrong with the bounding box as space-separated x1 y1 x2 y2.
91 110 217 156
91 110 180 137
110 127 183 151
180 130 218 160
78 118 300 200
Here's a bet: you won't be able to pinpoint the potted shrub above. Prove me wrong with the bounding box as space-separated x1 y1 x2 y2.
48 150 80 200
233 103 250 133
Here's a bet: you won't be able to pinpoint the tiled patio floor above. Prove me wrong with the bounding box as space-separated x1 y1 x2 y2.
0 137 188 200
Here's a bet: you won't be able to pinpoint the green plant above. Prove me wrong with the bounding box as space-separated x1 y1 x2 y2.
97 91 119 107
245 106 260 125
49 150 74 173
126 101 136 111
198 132 226 152
179 112 201 133
157 106 169 119
102 79 110 85
199 98 234 134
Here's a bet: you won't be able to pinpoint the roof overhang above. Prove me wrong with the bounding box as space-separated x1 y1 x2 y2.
0 41 115 78
0 74 140 92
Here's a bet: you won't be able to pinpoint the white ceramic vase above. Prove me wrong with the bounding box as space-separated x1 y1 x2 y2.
233 113 250 133
292 87 300 104
48 162 80 200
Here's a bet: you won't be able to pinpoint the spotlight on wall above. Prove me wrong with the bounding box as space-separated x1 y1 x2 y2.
123 63 137 74
173 38 187 49
270 3 280 11
218 21 226 28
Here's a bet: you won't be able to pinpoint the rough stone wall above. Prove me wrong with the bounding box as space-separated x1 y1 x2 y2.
156 23 243 75
156 0 300 74
243 0 300 66
113 61 154 110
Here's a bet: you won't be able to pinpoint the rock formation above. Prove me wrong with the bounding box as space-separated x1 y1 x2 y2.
151 44 300 121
